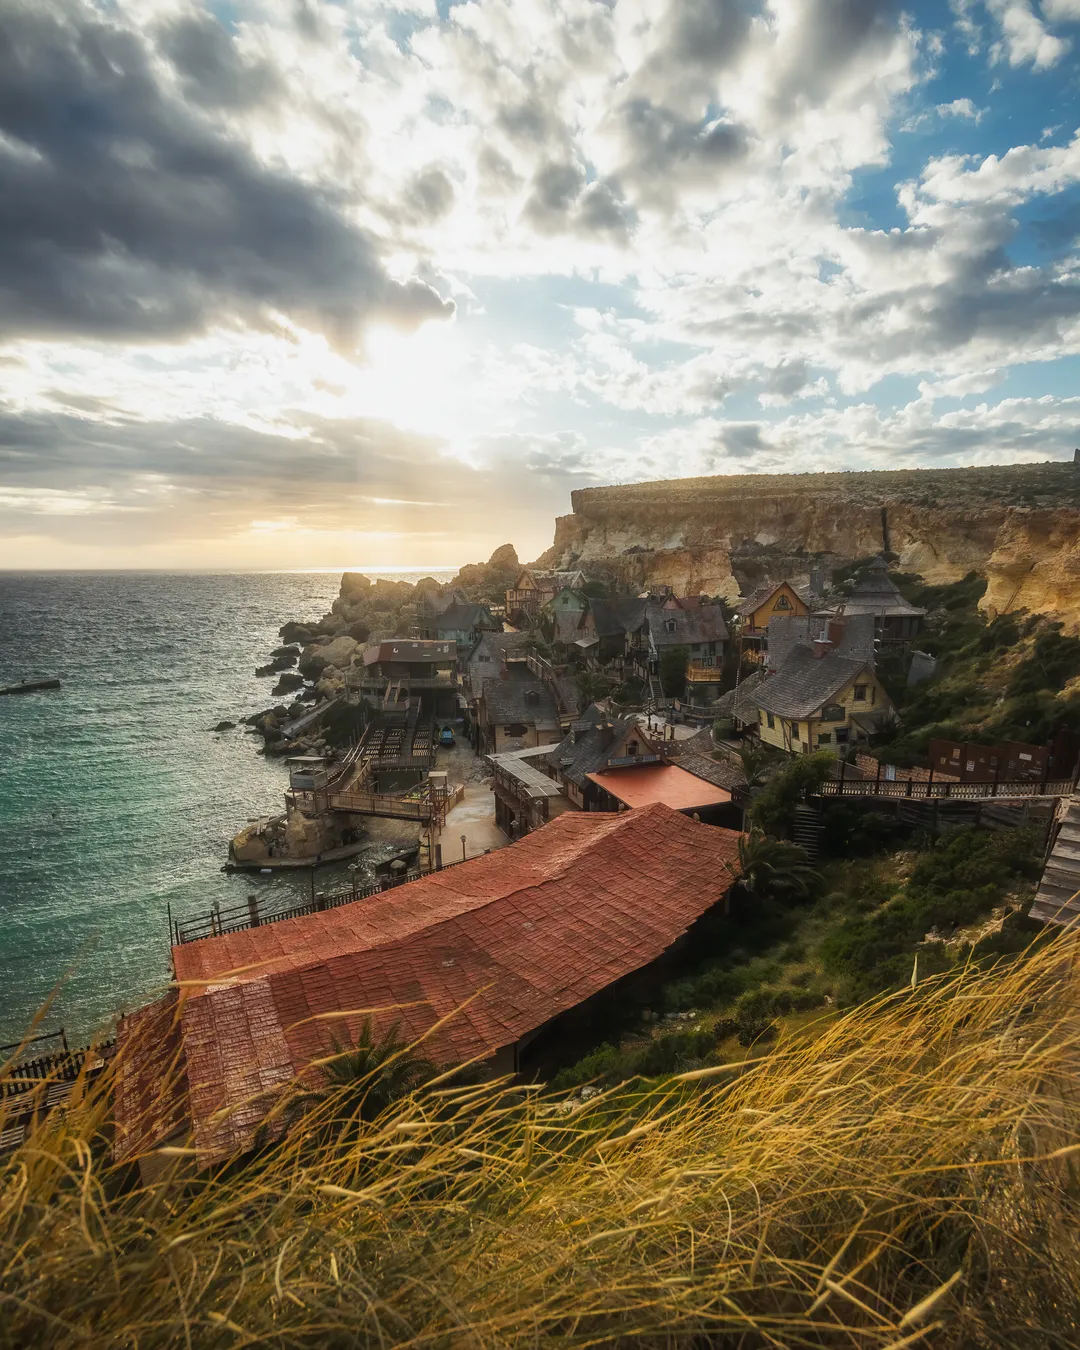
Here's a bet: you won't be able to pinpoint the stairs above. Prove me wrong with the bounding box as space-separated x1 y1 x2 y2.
793 804 822 861
1030 795 1080 927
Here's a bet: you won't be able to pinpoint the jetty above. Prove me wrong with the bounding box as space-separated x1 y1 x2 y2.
0 678 61 696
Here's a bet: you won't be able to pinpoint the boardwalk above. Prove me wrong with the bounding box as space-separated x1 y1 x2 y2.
1030 795 1080 928
327 788 436 821
817 775 1077 803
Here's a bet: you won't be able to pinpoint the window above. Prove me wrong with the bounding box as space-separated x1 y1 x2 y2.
627 740 639 756
818 732 832 744
835 727 850 744
791 722 800 740
773 595 791 610
525 690 539 707
504 723 527 737
665 619 677 633
766 712 775 729
853 684 868 702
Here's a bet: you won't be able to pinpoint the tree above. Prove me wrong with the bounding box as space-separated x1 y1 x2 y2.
749 749 835 836
659 645 689 698
731 830 818 902
577 670 613 703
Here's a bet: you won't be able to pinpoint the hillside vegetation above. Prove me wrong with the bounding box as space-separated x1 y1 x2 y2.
3 939 1080 1348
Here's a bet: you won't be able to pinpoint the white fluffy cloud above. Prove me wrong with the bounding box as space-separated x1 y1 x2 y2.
1 0 1078 565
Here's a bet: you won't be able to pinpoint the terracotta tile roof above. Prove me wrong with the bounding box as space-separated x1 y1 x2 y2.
168 805 741 1162
112 989 190 1163
586 763 731 810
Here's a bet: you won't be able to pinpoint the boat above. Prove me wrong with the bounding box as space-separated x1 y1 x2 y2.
0 678 61 696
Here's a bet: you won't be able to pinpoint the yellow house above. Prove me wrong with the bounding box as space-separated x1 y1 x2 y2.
753 644 892 755
737 581 811 635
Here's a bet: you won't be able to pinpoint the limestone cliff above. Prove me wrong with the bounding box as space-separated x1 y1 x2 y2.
535 461 1080 628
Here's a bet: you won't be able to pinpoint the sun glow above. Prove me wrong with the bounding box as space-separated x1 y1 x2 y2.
336 320 472 439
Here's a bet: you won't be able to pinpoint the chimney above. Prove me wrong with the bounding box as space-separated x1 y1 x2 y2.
827 616 846 647
599 723 616 749
812 638 832 660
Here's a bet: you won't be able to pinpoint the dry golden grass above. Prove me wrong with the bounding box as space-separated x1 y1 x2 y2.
4 939 1080 1348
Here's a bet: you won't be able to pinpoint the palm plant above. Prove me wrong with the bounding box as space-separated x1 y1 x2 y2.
313 1019 435 1124
576 670 612 703
737 744 772 795
730 830 818 902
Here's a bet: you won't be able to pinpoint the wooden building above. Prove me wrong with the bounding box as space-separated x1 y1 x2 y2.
118 806 744 1165
753 640 892 755
839 558 925 644
505 568 586 623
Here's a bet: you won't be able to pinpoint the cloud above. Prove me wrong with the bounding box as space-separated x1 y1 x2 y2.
0 0 453 348
985 0 1070 66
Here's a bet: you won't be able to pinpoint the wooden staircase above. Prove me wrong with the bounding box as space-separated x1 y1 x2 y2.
793 803 822 861
1030 795 1080 927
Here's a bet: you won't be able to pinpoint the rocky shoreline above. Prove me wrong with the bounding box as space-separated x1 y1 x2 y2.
219 545 521 868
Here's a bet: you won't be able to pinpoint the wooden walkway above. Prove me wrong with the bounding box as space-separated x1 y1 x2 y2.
1030 795 1080 928
327 788 436 821
817 775 1077 803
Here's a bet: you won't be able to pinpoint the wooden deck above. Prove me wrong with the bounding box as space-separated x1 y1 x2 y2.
817 775 1077 802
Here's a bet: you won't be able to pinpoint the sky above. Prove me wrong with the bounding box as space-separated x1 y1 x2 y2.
0 0 1079 570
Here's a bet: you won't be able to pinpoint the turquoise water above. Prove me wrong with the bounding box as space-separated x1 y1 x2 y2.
0 571 452 1046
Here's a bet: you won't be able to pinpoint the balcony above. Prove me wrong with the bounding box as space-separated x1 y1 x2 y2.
686 663 724 683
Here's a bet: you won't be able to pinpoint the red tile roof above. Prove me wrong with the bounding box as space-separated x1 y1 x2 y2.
164 803 741 1162
113 989 190 1163
587 763 732 811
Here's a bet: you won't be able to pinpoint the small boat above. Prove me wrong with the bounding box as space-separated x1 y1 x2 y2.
0 678 61 696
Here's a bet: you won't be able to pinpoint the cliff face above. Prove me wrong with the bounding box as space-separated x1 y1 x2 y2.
535 462 1080 627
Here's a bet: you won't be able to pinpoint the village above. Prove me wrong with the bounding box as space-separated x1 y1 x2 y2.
7 551 1080 1172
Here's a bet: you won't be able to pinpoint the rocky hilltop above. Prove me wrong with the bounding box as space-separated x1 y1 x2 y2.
535 460 1080 627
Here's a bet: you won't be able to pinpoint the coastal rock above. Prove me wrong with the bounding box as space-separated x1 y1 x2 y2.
270 645 300 664
212 719 236 732
272 671 305 696
340 572 373 600
279 621 315 645
303 635 359 674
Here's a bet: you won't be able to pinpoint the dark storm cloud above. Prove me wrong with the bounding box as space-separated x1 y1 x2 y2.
523 162 635 240
0 0 454 347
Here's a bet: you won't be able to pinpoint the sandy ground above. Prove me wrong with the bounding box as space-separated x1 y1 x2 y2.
435 735 508 862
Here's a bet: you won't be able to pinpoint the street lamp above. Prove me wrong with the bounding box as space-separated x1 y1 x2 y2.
461 833 468 862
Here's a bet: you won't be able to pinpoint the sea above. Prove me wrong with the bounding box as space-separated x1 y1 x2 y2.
0 570 455 1048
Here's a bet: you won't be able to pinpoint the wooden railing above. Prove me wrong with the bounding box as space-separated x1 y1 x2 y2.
172 854 474 946
686 663 724 682
818 776 1077 802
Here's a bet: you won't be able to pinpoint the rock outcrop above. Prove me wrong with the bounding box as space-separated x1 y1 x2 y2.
535 461 1080 627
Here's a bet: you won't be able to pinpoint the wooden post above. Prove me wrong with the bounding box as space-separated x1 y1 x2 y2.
247 895 261 928
875 759 881 794
435 843 443 871
309 864 316 910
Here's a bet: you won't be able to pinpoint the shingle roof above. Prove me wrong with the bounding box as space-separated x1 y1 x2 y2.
767 613 877 671
647 601 728 648
434 602 497 634
715 669 767 724
754 645 871 720
549 707 646 788
589 597 647 639
678 750 746 792
481 678 559 726
464 632 532 698
734 581 814 616
365 640 456 665
841 558 925 619
168 805 743 1162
